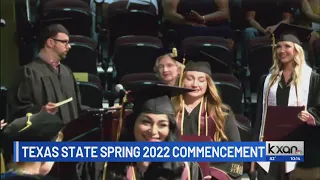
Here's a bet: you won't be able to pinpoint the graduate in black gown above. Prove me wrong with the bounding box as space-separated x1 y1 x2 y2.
7 24 83 124
75 82 203 180
252 23 320 180
172 61 243 179
0 111 64 180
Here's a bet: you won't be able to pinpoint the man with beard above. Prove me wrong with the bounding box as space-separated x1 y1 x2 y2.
7 24 83 124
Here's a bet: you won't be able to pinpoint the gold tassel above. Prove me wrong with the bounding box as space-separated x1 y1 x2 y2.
272 33 276 55
19 113 33 132
172 48 178 57
116 94 128 141
103 93 129 179
172 48 186 87
178 57 186 87
0 150 5 173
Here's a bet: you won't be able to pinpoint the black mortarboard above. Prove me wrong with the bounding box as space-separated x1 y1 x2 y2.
156 48 186 64
272 23 313 45
125 82 194 115
185 60 212 77
2 112 64 142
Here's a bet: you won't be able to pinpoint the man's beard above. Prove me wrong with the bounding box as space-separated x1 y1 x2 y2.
59 52 67 60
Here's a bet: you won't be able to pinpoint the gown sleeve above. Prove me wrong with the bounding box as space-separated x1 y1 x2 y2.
252 75 267 141
307 72 320 125
7 66 43 121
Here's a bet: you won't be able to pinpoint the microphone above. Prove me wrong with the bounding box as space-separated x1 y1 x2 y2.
115 84 127 94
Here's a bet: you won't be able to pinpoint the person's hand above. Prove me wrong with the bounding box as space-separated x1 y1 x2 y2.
265 25 277 35
42 102 58 114
186 10 205 24
298 110 313 122
0 119 7 130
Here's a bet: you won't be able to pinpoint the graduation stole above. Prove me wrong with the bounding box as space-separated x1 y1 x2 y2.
261 64 312 137
177 98 216 136
258 64 312 173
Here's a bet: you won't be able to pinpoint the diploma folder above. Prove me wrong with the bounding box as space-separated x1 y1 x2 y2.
263 106 305 141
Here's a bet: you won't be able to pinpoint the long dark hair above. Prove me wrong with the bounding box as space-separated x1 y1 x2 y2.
106 112 184 179
119 112 179 142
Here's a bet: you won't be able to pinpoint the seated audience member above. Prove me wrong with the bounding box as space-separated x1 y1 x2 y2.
294 0 320 64
242 0 295 62
162 0 234 46
75 83 203 180
172 61 243 179
154 49 184 86
0 112 65 180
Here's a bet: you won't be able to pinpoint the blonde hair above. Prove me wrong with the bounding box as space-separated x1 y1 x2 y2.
172 73 229 141
153 53 183 77
268 43 306 87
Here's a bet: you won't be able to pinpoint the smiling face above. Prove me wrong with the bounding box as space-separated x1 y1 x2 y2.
182 71 208 99
157 56 180 85
134 113 170 142
276 41 297 65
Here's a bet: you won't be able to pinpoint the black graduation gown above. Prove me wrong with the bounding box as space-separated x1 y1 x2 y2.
253 72 320 180
177 104 244 179
74 161 203 180
7 57 82 124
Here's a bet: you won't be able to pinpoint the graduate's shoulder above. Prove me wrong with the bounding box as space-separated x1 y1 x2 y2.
16 59 44 77
259 74 268 85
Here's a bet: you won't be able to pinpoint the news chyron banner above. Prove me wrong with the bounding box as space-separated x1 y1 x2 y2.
13 141 304 162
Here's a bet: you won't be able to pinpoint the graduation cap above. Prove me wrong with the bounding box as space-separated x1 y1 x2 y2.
156 47 185 63
127 82 194 115
184 60 212 77
2 112 64 142
115 82 194 140
271 23 313 45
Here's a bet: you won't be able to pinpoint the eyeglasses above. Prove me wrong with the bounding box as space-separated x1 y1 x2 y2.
52 38 69 47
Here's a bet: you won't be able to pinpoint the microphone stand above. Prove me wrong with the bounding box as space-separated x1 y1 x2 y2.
68 107 122 142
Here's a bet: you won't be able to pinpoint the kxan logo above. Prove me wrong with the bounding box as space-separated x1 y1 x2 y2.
266 141 304 156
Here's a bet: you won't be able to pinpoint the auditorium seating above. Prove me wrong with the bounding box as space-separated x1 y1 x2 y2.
106 1 159 56
247 36 273 93
181 36 235 74
112 35 163 83
63 35 98 75
38 0 93 37
4 1 320 179
76 74 104 108
212 73 243 114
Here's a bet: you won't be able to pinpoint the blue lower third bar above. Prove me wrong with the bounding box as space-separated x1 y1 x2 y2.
266 156 304 162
